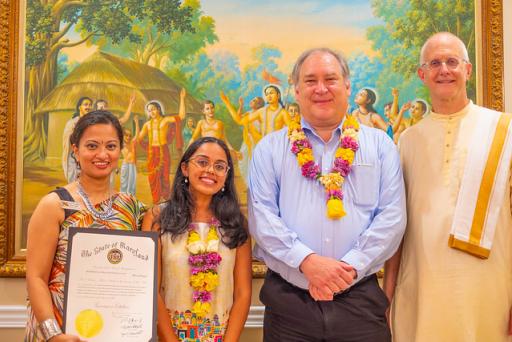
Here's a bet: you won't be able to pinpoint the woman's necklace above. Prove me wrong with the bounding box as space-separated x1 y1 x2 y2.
76 181 113 220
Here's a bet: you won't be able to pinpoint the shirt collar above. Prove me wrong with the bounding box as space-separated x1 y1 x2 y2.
300 117 344 143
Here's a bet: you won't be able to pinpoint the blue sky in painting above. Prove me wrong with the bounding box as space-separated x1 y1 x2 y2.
62 0 383 71
202 0 382 29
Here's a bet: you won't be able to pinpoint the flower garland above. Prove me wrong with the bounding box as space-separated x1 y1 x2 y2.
288 115 360 219
186 219 222 317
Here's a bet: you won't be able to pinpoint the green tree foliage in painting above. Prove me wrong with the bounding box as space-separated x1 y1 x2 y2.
95 0 217 68
368 0 475 106
167 51 243 148
242 46 289 104
166 45 289 148
24 0 194 162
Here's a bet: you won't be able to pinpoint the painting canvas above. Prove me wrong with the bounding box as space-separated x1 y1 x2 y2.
5 0 506 277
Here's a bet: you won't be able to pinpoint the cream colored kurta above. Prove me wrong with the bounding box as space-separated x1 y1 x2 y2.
161 223 236 341
391 102 512 342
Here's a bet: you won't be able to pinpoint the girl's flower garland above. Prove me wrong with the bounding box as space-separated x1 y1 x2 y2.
288 116 360 219
186 219 222 317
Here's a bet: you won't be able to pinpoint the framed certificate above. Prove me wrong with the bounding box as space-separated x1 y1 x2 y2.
63 228 158 341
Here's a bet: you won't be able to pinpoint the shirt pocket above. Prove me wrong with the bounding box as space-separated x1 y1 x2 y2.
347 164 379 206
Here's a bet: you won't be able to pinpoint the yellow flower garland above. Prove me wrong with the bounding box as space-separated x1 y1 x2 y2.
288 115 360 219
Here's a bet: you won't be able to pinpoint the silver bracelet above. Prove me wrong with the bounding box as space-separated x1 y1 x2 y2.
39 318 62 341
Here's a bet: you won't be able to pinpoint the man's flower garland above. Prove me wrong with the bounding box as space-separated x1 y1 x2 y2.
288 116 360 219
187 219 222 317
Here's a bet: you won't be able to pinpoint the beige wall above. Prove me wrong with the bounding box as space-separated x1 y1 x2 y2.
2 4 512 341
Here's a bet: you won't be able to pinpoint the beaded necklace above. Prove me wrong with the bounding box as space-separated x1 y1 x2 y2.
76 182 113 220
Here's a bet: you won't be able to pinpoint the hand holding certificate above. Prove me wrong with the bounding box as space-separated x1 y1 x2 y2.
63 228 158 341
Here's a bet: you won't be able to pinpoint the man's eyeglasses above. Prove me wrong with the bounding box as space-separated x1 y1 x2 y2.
188 156 230 176
421 57 466 70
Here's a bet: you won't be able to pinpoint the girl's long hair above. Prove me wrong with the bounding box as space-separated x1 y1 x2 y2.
157 137 248 249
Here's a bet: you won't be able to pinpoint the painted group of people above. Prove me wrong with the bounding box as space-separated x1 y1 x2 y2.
61 84 299 209
61 90 188 204
352 87 428 143
26 31 512 342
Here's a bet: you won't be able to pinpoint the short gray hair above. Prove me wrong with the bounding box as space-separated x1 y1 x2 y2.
291 48 350 86
419 32 470 65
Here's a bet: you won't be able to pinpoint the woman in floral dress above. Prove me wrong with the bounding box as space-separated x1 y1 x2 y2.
25 111 146 341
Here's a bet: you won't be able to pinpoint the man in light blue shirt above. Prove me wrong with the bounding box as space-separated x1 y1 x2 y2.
248 47 406 341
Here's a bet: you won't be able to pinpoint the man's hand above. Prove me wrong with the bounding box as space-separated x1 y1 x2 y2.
300 254 356 301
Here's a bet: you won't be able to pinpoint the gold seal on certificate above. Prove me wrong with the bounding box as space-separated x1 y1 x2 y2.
63 228 158 341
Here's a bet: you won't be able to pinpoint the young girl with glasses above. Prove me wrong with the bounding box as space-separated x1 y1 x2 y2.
143 137 251 342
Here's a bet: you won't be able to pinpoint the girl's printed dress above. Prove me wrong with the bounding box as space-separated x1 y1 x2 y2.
161 222 236 342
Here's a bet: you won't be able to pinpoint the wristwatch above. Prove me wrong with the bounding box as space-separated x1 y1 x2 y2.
39 318 62 341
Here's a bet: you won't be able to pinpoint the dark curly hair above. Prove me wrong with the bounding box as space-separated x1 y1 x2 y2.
69 110 124 149
157 137 248 249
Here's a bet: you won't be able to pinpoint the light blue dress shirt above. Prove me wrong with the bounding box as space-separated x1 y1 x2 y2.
248 117 406 289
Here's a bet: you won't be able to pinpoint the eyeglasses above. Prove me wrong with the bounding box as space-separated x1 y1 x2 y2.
421 57 466 70
188 156 230 176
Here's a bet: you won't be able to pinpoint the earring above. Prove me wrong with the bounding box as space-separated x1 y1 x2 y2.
184 177 189 184
76 162 81 170
115 168 119 175
221 186 225 192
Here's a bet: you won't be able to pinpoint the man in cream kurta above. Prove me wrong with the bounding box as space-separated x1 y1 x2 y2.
385 32 512 342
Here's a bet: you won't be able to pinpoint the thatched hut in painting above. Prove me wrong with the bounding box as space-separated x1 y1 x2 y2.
35 51 202 164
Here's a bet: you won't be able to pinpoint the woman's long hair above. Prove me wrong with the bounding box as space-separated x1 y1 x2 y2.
157 137 248 249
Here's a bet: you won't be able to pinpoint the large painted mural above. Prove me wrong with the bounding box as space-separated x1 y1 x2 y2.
20 0 476 247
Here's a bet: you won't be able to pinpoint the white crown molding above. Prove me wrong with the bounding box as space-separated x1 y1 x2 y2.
0 305 264 329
